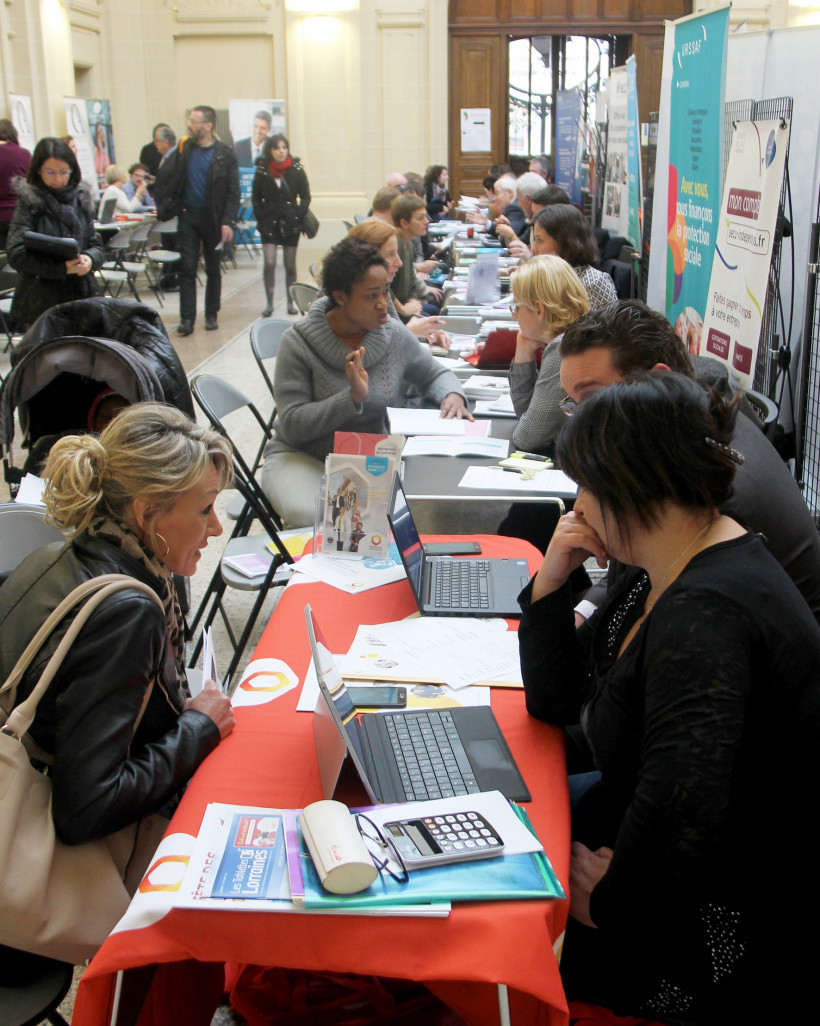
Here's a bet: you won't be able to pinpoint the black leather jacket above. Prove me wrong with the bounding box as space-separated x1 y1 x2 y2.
154 137 240 236
0 533 219 845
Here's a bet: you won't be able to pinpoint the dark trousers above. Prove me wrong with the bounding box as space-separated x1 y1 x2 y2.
178 209 222 322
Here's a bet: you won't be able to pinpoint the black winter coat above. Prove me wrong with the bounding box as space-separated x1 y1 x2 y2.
6 180 104 328
0 533 219 845
154 137 240 237
252 158 310 246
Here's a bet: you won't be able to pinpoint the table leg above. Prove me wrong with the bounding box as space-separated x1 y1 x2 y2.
498 983 512 1026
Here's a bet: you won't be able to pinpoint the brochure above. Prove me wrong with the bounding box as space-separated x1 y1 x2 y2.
321 453 398 560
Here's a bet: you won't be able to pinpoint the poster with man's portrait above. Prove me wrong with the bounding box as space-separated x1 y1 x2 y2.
229 100 286 195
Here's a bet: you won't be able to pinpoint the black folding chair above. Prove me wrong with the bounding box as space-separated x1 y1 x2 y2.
189 374 294 687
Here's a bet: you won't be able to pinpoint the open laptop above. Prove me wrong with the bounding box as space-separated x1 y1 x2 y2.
305 605 531 803
98 197 117 224
387 473 529 618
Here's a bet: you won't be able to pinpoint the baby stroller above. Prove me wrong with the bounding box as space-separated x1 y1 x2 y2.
0 296 194 491
0 296 196 607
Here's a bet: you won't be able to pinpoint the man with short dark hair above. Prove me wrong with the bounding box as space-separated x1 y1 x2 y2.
154 104 240 335
390 193 442 316
559 300 820 623
234 110 272 167
122 163 155 211
531 184 570 215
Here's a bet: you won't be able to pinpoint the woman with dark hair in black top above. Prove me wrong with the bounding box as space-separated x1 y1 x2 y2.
520 371 820 1023
6 136 103 329
251 133 311 317
423 164 452 222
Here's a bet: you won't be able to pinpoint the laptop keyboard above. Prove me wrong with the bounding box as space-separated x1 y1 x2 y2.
431 559 491 610
383 710 481 801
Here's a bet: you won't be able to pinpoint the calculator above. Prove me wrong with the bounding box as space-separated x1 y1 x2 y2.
382 811 505 868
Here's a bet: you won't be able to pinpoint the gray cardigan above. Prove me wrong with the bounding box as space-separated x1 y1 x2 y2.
266 297 465 462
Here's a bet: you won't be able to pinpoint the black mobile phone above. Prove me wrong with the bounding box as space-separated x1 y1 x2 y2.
423 542 482 556
346 686 407 709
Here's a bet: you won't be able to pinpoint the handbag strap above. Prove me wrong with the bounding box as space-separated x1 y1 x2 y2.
0 574 164 740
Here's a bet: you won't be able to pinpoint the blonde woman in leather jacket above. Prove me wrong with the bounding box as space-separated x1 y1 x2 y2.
0 404 235 846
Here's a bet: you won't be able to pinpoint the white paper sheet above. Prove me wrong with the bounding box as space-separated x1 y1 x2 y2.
458 465 578 495
14 474 46 505
292 551 406 594
387 408 466 436
400 435 509 459
296 660 491 713
340 618 517 690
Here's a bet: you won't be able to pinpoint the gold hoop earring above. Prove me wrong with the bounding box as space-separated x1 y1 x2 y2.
155 532 170 558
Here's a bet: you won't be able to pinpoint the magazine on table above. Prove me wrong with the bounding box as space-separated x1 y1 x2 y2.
320 453 398 560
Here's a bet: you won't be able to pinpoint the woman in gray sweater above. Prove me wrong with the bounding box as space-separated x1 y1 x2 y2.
261 237 469 527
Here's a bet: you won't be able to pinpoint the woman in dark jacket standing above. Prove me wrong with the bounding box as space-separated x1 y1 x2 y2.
251 133 310 317
6 137 103 329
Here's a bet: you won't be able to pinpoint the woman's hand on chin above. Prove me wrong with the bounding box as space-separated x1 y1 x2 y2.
513 330 546 364
345 346 369 404
185 679 235 740
569 842 612 928
440 393 473 421
532 511 609 601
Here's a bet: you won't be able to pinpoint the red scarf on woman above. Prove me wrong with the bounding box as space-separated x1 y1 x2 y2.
267 155 293 179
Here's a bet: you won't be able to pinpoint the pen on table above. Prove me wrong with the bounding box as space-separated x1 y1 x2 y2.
510 451 550 462
492 465 525 474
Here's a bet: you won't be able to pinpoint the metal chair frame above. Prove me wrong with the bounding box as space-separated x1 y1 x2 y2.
189 374 295 687
249 317 290 433
288 281 320 315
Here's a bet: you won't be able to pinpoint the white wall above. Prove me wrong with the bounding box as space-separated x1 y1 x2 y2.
1 0 449 223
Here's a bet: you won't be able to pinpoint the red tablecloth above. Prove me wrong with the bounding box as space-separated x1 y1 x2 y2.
73 536 570 1026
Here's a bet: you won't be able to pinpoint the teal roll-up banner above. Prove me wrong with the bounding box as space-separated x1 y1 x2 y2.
665 6 730 335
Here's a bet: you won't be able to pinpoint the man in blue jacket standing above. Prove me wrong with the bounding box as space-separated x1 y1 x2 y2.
154 104 240 335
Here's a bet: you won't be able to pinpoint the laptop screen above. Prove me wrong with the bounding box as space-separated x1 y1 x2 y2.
304 605 379 803
99 197 117 224
388 474 424 599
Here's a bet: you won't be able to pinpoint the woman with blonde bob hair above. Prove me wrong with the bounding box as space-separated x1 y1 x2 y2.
0 403 235 853
347 218 450 349
509 254 590 455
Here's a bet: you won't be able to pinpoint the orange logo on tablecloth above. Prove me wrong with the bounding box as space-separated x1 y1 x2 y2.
239 671 292 693
138 853 190 893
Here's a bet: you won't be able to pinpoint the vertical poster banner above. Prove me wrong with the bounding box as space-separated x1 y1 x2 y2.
63 98 99 200
625 56 643 249
555 90 583 206
699 118 790 390
666 6 730 341
86 99 115 191
602 67 628 238
229 100 287 198
8 94 36 152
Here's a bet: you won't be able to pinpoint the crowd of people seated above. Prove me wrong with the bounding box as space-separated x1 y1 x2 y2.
2 137 819 1026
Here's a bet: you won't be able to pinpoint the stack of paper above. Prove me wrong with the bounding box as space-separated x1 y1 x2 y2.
340 618 522 690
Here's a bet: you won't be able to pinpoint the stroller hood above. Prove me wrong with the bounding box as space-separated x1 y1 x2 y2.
0 336 167 448
13 297 194 417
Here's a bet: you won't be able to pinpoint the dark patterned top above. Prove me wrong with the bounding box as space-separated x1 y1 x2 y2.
519 533 820 1020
